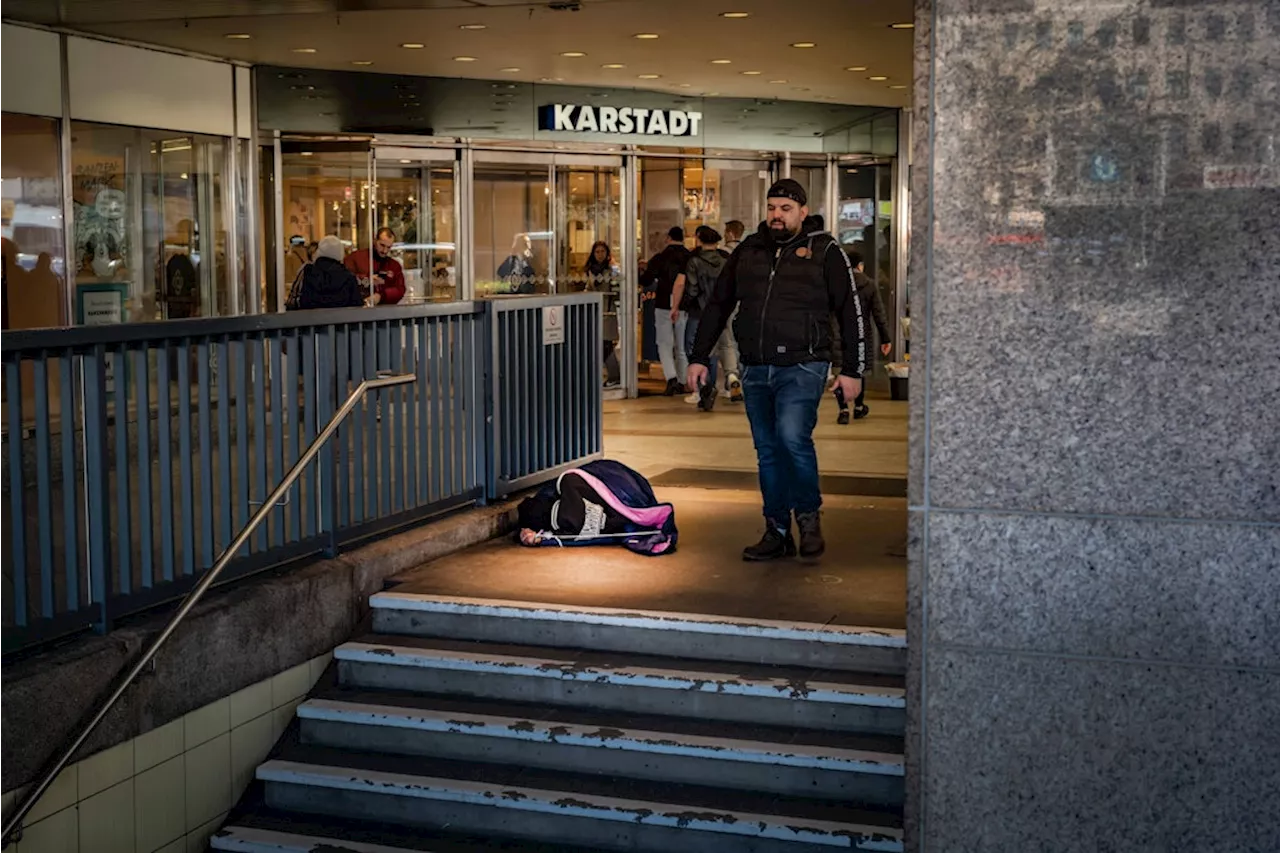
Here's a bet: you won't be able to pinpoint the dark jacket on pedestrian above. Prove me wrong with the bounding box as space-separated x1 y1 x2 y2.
690 216 869 377
298 257 364 310
680 247 729 314
642 243 691 311
831 267 891 373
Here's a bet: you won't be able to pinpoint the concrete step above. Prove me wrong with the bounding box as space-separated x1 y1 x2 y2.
297 696 904 805
371 592 907 675
256 758 904 853
212 826 425 853
334 637 906 736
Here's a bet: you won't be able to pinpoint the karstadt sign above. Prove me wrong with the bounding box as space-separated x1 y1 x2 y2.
538 103 703 137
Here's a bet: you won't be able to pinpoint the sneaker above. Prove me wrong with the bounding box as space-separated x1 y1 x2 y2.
697 382 717 411
837 408 851 425
684 391 700 404
795 511 825 560
853 404 870 420
742 522 796 562
727 374 743 402
664 378 682 396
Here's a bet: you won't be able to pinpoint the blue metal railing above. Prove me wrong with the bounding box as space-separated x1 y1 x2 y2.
1 295 602 652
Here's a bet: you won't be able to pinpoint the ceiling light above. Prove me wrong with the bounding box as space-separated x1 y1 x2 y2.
678 83 692 88
869 75 888 81
460 23 486 30
768 79 788 84
499 66 520 72
711 59 732 64
224 33 251 40
720 12 749 18
792 86 810 91
400 43 425 49
845 66 868 72
741 70 763 75
601 63 625 69
847 168 859 174
890 84 908 89
400 159 412 164
352 60 374 66
638 73 661 79
890 22 915 29
300 152 313 157
453 56 477 62
560 51 587 57
790 42 817 48
291 48 317 54
633 33 660 39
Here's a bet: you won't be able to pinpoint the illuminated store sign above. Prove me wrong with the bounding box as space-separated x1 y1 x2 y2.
538 104 703 137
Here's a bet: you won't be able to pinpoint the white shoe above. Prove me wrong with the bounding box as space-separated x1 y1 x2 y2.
684 392 700 404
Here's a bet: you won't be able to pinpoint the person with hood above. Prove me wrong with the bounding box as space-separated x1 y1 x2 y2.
830 249 893 423
295 235 364 310
687 179 868 563
641 227 692 395
671 225 737 411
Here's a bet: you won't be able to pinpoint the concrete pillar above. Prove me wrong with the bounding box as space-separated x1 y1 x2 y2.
906 0 1280 850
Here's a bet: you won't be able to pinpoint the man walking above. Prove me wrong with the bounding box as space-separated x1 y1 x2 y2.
671 225 734 411
688 180 867 561
643 227 692 395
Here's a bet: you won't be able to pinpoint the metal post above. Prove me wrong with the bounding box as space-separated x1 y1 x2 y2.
58 34 75 327
459 145 475 301
894 109 911 361
226 66 242 317
246 67 262 314
272 131 286 312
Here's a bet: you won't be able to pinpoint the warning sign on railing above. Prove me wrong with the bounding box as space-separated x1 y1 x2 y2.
542 305 565 345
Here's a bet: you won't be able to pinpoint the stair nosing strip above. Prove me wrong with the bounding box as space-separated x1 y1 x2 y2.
371 592 907 648
257 759 903 850
213 825 431 853
298 698 905 776
334 641 906 708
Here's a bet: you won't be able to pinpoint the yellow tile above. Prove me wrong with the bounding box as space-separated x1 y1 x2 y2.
78 740 135 799
15 804 78 853
182 734 230 831
230 714 275 800
2 789 16 814
135 720 184 774
308 652 333 684
26 766 76 824
270 662 313 708
133 756 185 853
183 812 226 853
78 779 135 853
227 679 273 730
271 700 301 741
153 841 184 853
182 699 229 751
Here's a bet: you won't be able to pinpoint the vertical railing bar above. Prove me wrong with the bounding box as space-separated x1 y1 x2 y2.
594 301 603 453
132 347 154 589
32 355 55 617
215 336 233 555
316 324 335 550
350 324 365 524
5 357 30 627
113 344 133 596
417 320 430 504
83 345 111 631
335 325 351 530
451 314 467 495
391 320 406 513
429 318 444 503
301 330 317 538
363 322 378 516
269 334 287 548
59 354 81 609
378 320 392 515
404 319 418 508
177 341 196 578
251 335 268 552
286 330 301 541
517 311 528 478
234 336 251 557
156 345 174 584
441 316 455 499
197 339 215 570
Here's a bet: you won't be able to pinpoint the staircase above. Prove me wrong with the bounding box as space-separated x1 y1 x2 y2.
213 592 908 852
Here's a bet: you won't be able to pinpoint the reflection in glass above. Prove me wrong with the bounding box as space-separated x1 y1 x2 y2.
473 163 550 296
281 148 369 288
557 166 623 387
376 162 457 302
2 113 66 331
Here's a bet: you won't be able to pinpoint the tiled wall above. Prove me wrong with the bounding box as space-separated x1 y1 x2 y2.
1 653 330 853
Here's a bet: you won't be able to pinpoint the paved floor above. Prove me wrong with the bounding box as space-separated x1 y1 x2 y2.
392 390 908 630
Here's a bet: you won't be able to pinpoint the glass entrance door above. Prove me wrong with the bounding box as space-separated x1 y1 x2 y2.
374 148 459 303
472 155 552 297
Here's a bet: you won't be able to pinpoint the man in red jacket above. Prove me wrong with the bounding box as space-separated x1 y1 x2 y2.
344 227 406 305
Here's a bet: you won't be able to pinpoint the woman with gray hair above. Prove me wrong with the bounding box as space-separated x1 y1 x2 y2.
292 235 364 310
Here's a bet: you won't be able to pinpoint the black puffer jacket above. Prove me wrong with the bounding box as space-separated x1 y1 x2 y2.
691 216 868 377
299 257 363 310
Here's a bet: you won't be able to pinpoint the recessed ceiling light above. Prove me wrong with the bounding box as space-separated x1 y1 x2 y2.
291 48 317 53
720 12 749 18
633 33 660 39
703 91 720 96
869 75 888 81
601 63 625 69
790 42 817 48
890 22 915 29
638 73 661 79
741 70 763 75
678 83 692 88
400 43 425 49
844 66 867 72
710 59 732 64
400 159 412 164
499 66 521 72
768 79 788 83
460 23 486 30
224 33 251 40
792 86 810 91
453 56 477 61
560 51 587 57
352 60 374 66
300 152 313 157
890 84 908 89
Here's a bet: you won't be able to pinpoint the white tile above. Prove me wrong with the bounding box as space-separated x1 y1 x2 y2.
182 699 229 751
135 720 184 774
15 804 78 853
229 714 275 800
182 734 230 831
78 779 135 853
227 680 272 730
26 766 76 824
133 756 185 853
78 740 135 799
183 812 226 853
270 662 312 708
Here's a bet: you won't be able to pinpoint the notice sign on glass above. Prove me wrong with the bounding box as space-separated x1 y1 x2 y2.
542 305 565 345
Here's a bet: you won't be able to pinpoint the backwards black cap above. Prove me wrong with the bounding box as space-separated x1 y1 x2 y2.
766 178 807 206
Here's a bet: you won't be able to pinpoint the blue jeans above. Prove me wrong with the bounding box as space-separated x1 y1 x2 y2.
741 362 829 523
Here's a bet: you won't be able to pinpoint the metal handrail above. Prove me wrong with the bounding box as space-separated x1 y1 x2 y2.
1 372 417 846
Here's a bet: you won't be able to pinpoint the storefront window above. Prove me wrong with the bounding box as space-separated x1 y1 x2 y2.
2 113 67 330
558 165 623 387
473 162 551 296
280 146 370 289
69 121 233 323
375 160 458 303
